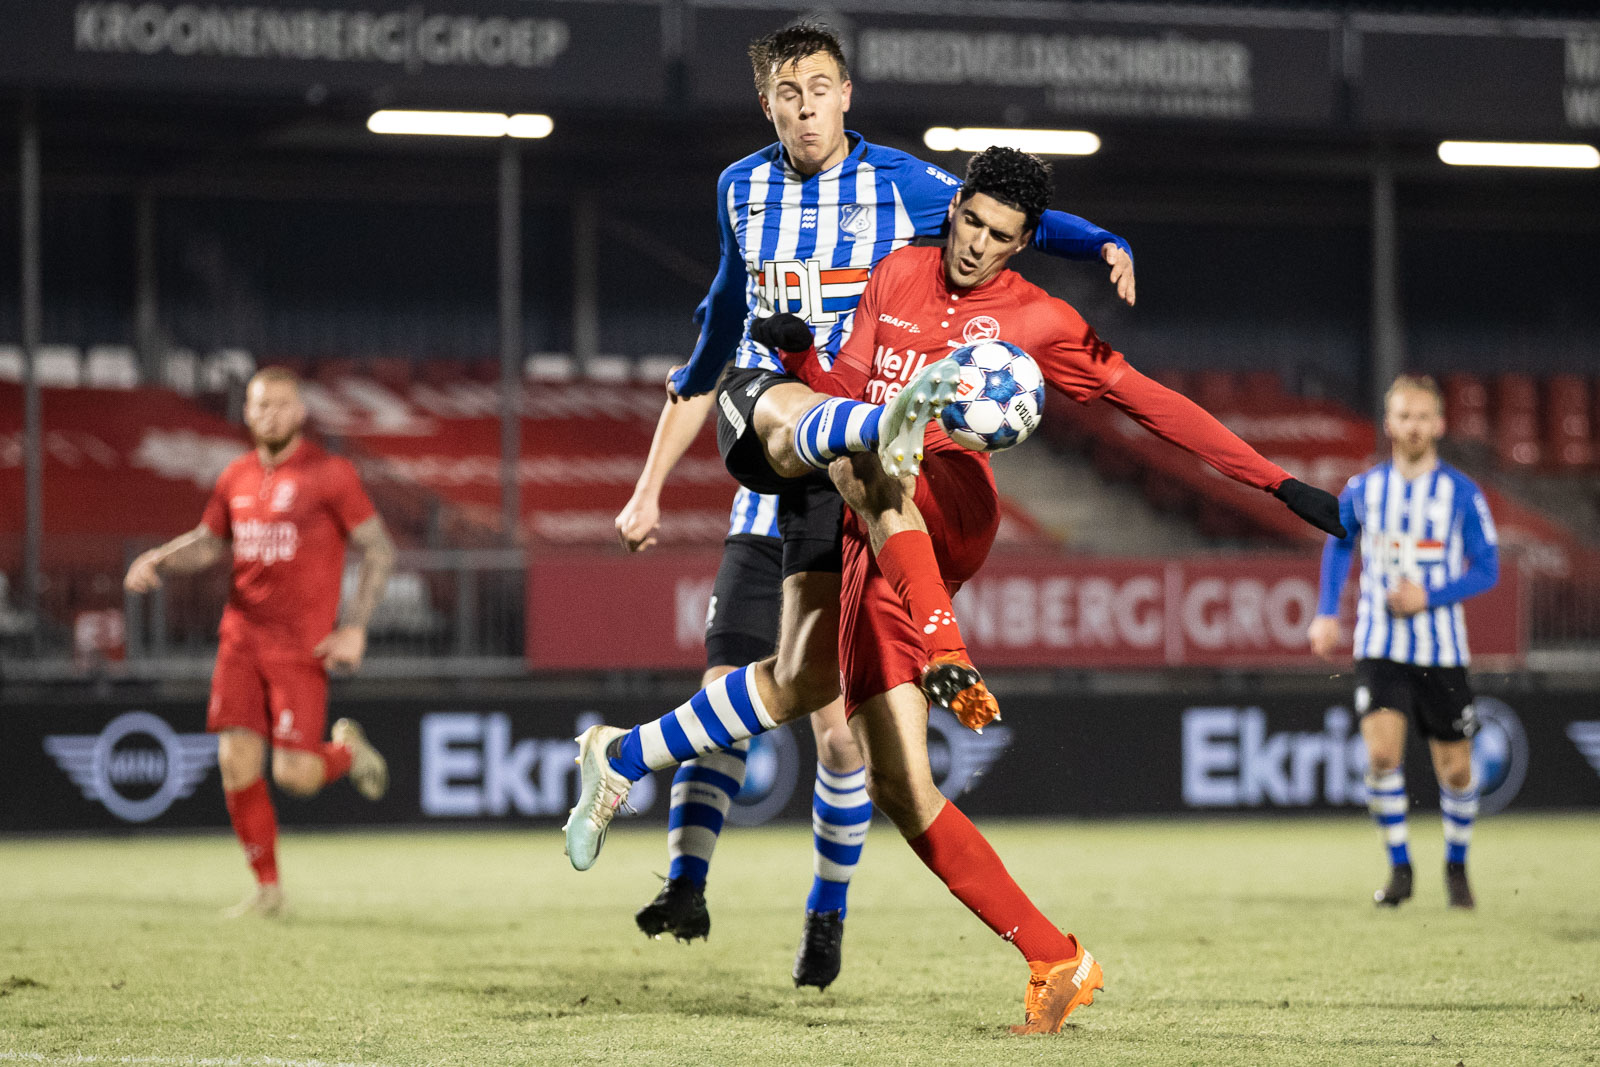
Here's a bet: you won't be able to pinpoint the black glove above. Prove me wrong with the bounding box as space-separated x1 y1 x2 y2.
749 312 814 354
1273 478 1347 538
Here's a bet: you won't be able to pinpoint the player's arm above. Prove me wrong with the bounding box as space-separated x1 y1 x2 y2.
902 158 1136 305
1097 366 1345 536
124 524 229 592
1399 490 1500 614
670 175 750 400
617 390 716 552
1309 484 1362 658
315 514 395 673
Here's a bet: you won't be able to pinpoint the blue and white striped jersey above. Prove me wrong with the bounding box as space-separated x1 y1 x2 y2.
1318 461 1500 667
671 131 1128 397
727 486 780 539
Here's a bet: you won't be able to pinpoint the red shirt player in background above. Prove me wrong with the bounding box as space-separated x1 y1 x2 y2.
769 145 1344 1033
124 367 397 917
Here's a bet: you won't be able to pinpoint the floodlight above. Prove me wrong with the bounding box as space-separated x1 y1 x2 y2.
1437 141 1599 169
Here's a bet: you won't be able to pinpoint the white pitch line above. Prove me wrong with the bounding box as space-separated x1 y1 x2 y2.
1 1053 392 1067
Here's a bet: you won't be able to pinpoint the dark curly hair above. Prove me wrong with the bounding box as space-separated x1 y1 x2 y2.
958 146 1054 232
748 21 850 94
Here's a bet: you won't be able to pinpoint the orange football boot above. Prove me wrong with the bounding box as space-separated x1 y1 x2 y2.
1010 941 1104 1035
920 652 1000 732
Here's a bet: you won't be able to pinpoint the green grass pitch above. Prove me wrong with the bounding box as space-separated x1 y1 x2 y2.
2 815 1596 1067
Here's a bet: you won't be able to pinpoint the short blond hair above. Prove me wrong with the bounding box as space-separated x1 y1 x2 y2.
1384 373 1442 412
248 366 302 392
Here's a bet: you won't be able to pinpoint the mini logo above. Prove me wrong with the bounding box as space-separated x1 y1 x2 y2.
718 391 747 438
924 610 955 635
270 480 297 512
962 316 1001 344
1470 697 1527 814
44 711 218 823
840 203 874 237
745 379 763 397
925 166 959 187
800 207 818 230
879 313 921 333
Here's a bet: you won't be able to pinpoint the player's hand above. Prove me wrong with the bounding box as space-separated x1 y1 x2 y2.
314 625 367 673
749 312 814 354
1386 579 1429 618
666 364 688 404
124 550 165 593
1307 615 1343 660
1102 243 1136 307
615 491 661 553
1273 478 1347 538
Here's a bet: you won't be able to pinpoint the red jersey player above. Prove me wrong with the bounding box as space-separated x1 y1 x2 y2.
124 367 396 917
767 146 1345 1031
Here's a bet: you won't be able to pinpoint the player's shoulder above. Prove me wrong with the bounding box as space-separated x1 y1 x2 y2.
216 449 257 485
1004 269 1087 327
1436 461 1486 501
861 140 960 188
719 144 783 190
1345 462 1386 491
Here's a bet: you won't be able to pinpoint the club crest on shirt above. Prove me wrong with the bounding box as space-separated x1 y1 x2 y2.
963 316 1001 344
270 480 297 512
839 203 874 237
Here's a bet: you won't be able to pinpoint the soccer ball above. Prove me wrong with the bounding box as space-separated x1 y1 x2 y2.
939 340 1045 452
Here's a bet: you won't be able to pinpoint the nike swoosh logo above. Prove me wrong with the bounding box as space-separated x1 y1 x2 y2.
748 205 766 216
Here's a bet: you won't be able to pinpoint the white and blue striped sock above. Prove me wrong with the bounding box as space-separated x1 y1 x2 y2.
666 742 750 886
1366 769 1411 867
793 398 883 470
609 664 777 780
1441 780 1479 866
806 764 872 916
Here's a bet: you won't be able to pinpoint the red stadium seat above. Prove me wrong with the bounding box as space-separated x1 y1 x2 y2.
1493 373 1541 468
1239 370 1288 405
312 357 361 385
1442 372 1490 444
368 356 414 393
1544 375 1592 468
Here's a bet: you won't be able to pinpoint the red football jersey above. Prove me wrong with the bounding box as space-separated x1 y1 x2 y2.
835 244 1127 456
202 439 376 657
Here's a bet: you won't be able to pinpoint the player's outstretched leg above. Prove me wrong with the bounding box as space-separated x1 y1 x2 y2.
1366 768 1413 906
566 663 783 871
877 357 962 477
636 743 750 941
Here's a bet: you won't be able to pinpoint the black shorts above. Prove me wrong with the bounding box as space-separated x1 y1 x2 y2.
1355 658 1479 742
704 534 783 670
714 364 843 577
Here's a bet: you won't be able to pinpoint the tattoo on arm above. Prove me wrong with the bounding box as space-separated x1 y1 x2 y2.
342 516 396 631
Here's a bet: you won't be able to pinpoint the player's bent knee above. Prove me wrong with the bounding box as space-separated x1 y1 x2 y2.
271 754 324 798
770 658 838 718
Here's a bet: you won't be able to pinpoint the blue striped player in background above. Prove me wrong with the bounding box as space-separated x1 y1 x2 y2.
587 19 1134 990
1310 374 1500 909
614 387 870 989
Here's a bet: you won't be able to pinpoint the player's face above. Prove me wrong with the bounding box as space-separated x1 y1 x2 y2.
244 378 307 453
759 52 852 176
1384 387 1444 462
944 193 1033 289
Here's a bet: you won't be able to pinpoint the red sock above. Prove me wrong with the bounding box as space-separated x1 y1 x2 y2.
320 741 353 784
223 778 279 886
877 530 968 661
908 802 1077 963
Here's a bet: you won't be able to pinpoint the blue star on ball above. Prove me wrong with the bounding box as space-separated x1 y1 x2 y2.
981 367 1023 404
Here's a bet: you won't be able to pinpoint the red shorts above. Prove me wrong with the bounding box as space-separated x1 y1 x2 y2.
207 635 328 752
838 448 999 716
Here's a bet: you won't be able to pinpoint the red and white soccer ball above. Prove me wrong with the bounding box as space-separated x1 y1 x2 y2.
939 340 1046 452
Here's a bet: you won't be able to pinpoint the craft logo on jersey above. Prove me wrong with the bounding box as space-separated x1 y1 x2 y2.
234 518 298 564
839 203 874 237
43 711 219 823
1469 697 1527 814
962 316 1001 344
760 260 870 326
270 480 297 512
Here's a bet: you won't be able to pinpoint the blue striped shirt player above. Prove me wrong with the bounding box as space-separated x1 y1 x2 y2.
1310 374 1497 909
670 131 1128 398
1318 461 1500 667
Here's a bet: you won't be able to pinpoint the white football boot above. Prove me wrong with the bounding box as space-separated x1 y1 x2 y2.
222 882 285 919
332 717 389 801
563 724 634 871
877 356 963 477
